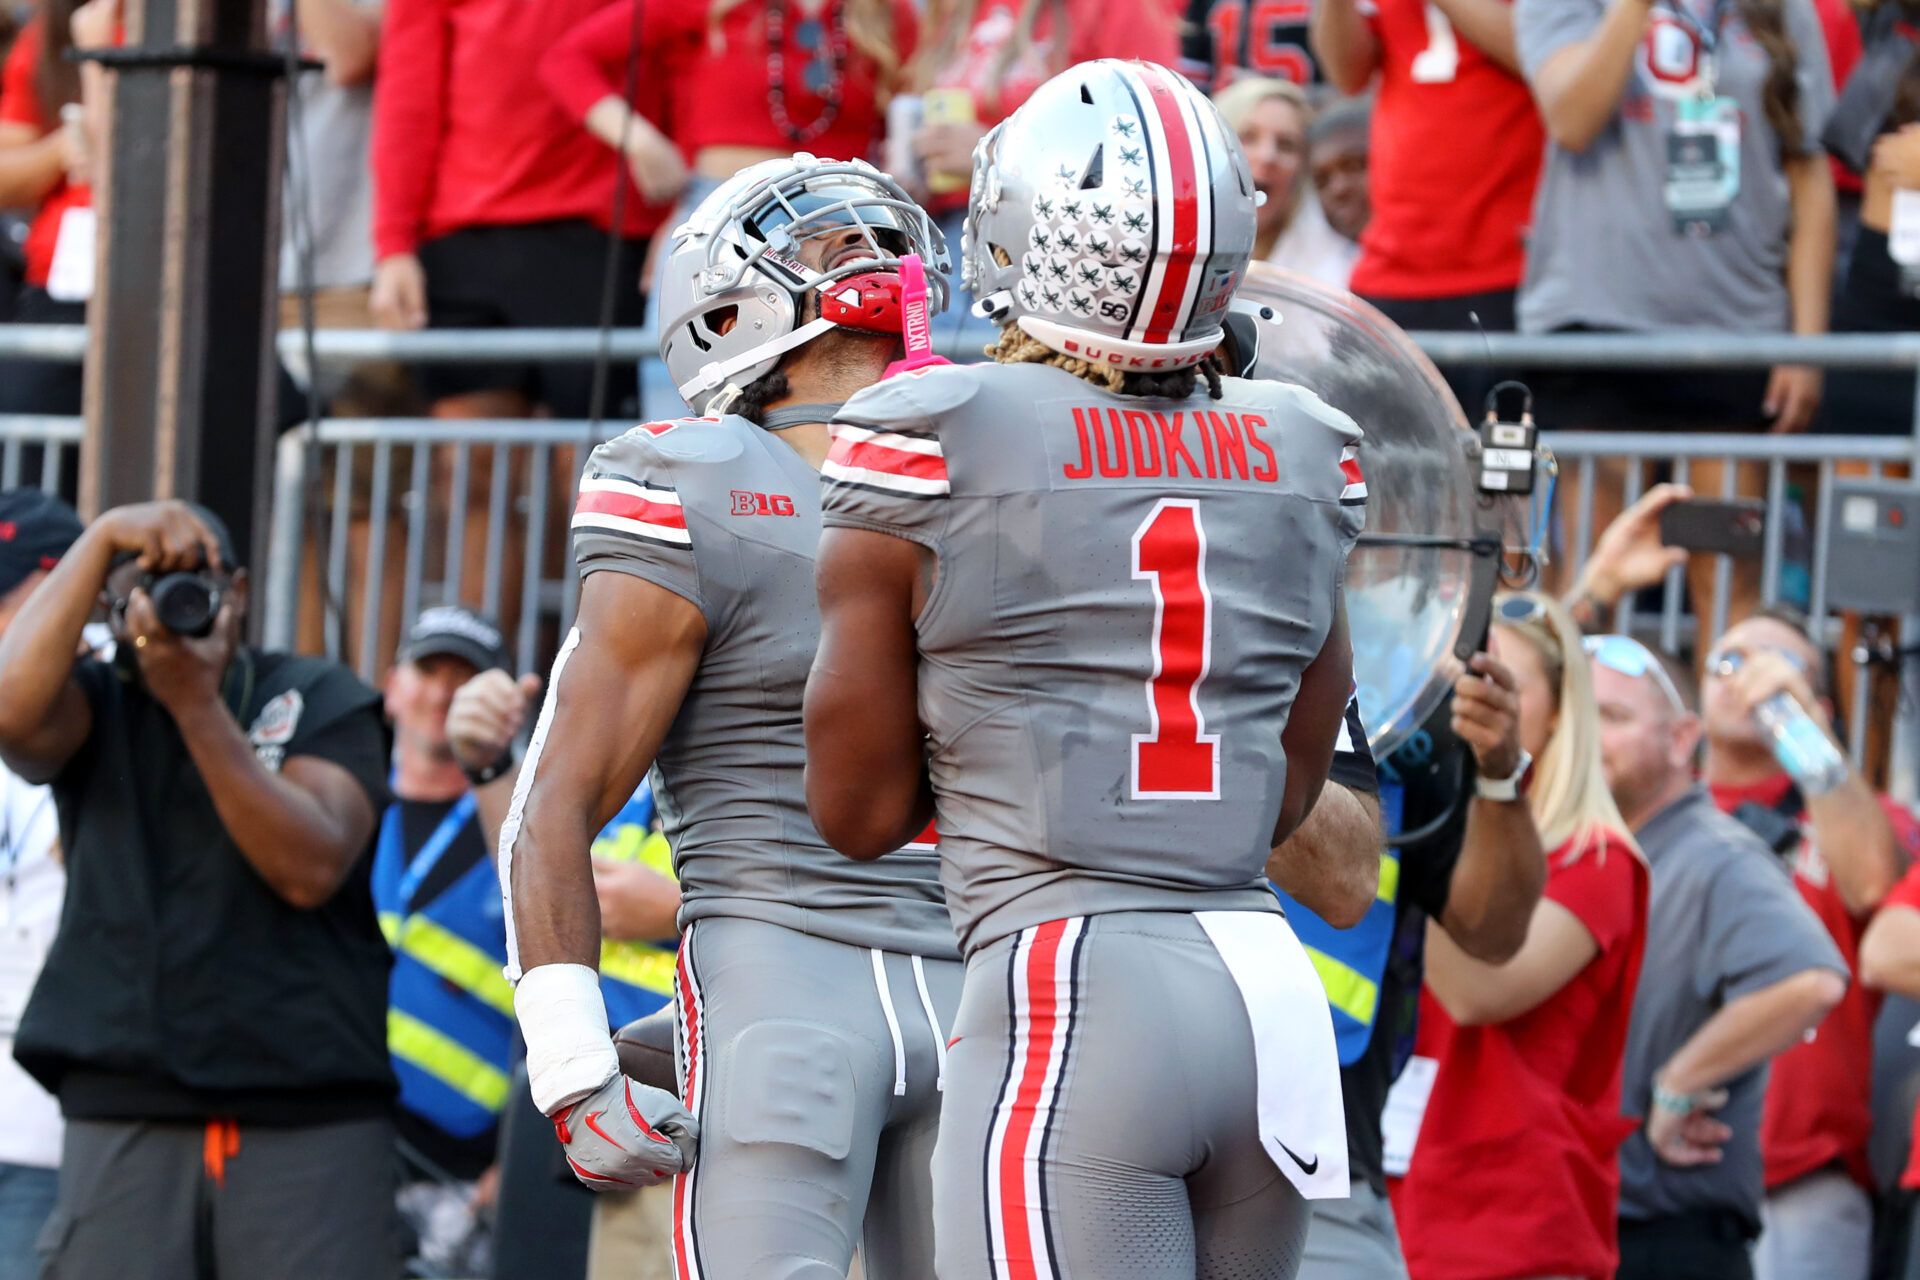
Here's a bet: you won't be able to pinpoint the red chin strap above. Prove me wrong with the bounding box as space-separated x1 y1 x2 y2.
818 271 905 334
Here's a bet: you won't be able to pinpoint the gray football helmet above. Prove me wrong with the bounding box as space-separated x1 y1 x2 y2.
656 154 949 415
963 60 1257 371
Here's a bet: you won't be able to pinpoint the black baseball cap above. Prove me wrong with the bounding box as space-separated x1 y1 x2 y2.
400 604 509 674
0 489 83 598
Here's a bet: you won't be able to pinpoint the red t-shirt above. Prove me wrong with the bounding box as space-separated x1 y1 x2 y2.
1710 775 1920 1191
1809 0 1864 195
917 0 1177 212
1346 0 1544 299
0 20 92 290
543 0 916 170
1884 866 1920 1190
371 0 655 260
1392 828 1648 1280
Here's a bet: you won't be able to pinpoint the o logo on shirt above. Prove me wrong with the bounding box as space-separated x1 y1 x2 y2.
1642 15 1705 98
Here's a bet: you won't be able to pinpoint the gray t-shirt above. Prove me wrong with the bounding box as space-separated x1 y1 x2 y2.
570 415 957 961
275 0 376 292
822 362 1364 955
1515 0 1834 334
1619 788 1845 1230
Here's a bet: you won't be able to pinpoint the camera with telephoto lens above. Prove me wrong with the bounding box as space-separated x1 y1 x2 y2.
145 571 222 638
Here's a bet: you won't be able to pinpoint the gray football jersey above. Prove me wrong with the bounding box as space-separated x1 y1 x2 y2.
822 361 1365 955
572 414 957 960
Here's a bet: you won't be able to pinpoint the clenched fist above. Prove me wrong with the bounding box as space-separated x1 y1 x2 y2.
448 668 543 775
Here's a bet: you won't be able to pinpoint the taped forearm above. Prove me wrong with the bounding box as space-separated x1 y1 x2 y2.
516 963 619 1115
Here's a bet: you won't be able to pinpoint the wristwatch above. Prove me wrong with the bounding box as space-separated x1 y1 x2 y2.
1474 749 1533 803
462 749 514 788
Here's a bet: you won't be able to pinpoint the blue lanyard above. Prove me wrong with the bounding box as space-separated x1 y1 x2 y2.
1664 0 1734 56
384 792 479 913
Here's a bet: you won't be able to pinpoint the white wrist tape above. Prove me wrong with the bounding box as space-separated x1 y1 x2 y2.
515 963 620 1116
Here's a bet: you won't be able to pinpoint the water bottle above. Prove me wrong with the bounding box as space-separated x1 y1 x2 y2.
1752 693 1848 796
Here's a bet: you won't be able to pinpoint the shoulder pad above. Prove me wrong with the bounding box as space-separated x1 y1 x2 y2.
837 363 981 431
602 415 748 468
1244 378 1363 448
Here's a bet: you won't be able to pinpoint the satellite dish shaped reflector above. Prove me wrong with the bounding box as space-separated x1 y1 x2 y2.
1237 264 1478 759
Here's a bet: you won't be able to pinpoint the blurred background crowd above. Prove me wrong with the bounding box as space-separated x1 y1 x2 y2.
3 0 1920 1277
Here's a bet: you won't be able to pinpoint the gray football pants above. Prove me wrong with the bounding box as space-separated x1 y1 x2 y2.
670 916 963 1280
932 912 1311 1280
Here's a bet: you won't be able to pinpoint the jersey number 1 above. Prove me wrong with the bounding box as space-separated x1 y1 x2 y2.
1131 499 1220 799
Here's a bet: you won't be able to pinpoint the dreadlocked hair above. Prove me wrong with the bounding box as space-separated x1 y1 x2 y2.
1737 0 1803 154
987 326 1226 400
727 369 792 427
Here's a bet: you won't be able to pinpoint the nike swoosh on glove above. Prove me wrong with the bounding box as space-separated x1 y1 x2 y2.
553 1073 698 1190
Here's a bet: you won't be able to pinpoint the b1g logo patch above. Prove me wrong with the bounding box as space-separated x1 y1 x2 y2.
248 689 303 771
729 490 797 517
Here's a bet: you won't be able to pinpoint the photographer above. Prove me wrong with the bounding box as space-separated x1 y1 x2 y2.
0 501 398 1280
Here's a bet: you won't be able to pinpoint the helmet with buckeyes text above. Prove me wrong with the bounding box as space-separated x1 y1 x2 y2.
657 154 949 415
963 60 1256 372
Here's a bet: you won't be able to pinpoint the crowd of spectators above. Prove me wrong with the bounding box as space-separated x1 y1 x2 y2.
2 0 1920 1278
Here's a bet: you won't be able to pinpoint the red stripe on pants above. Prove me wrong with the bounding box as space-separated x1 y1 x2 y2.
672 943 701 1280
998 920 1069 1278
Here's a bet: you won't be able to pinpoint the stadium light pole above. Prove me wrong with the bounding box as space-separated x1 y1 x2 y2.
78 0 286 581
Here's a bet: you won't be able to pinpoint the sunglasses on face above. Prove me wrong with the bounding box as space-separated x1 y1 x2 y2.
1584 634 1687 716
1704 643 1809 682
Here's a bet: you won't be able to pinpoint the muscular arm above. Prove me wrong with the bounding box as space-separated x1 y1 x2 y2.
1425 897 1598 1024
1654 967 1846 1096
1435 792 1546 961
0 525 105 782
506 573 704 973
1268 782 1382 929
1274 606 1353 848
804 526 934 861
170 702 377 909
1526 0 1649 152
1429 0 1520 73
1310 0 1382 95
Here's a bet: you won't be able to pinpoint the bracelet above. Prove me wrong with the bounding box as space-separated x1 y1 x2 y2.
1652 1083 1696 1116
461 749 514 788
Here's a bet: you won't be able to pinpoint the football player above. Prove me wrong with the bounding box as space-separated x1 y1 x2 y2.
500 155 964 1280
804 61 1364 1277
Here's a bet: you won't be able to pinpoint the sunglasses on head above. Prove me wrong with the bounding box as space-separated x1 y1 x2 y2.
1495 595 1547 626
1583 634 1687 715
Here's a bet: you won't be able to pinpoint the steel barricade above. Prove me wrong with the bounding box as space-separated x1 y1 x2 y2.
264 420 631 684
0 415 86 493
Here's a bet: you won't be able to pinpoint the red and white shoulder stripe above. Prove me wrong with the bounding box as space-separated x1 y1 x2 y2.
1339 445 1366 506
822 423 950 499
573 474 692 549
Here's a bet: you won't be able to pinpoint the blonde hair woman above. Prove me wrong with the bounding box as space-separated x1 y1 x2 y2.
1211 76 1357 288
1391 592 1651 1280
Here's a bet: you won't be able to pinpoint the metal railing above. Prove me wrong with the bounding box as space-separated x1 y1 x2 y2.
8 324 1919 792
8 321 1920 383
